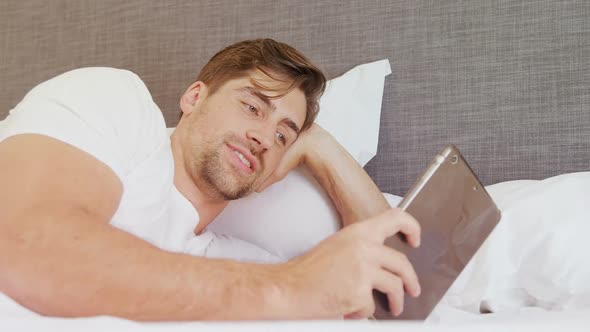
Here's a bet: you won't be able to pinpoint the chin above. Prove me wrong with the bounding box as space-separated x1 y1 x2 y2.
213 178 255 201
218 187 252 201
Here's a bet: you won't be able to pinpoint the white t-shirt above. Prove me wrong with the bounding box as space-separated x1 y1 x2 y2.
0 67 281 263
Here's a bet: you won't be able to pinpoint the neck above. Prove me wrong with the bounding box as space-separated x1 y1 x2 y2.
170 128 228 235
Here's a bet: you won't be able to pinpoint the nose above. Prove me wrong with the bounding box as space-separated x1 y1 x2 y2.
246 127 273 154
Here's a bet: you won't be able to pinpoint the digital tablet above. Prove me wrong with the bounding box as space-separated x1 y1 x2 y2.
373 144 501 320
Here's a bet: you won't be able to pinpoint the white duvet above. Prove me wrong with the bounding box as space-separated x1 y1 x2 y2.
2 172 589 330
437 171 590 318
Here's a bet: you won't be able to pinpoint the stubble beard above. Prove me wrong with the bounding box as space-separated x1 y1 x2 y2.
196 138 257 201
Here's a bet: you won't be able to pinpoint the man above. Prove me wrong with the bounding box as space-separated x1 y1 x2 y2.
0 39 421 320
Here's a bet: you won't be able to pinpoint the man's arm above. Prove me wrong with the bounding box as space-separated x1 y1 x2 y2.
0 134 288 320
1 134 420 320
258 124 390 227
303 125 391 226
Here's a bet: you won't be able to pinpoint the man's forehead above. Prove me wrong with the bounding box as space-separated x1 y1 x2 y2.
238 69 295 97
237 86 277 111
226 72 307 126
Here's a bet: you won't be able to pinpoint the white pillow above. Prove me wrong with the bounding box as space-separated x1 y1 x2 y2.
315 59 391 166
440 172 590 314
209 166 400 259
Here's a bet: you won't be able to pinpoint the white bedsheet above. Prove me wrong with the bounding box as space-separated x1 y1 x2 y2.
2 309 590 332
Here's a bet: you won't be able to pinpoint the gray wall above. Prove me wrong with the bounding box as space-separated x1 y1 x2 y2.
1 0 589 195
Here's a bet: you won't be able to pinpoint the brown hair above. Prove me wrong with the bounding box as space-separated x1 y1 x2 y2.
197 39 326 131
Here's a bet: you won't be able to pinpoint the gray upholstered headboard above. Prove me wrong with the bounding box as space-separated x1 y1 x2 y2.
1 0 589 195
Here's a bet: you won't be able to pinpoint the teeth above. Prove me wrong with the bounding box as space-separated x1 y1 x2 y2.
234 150 251 168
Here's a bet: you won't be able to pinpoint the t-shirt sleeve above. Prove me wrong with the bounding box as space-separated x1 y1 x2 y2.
0 67 168 180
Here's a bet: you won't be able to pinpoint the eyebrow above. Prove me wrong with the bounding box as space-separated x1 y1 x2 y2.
238 86 301 135
239 86 276 111
284 118 301 136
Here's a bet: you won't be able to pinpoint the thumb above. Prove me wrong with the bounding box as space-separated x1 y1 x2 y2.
256 174 275 193
256 142 303 192
256 171 285 192
344 311 367 320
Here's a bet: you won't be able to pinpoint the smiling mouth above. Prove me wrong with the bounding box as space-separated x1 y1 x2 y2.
233 150 252 169
226 143 257 175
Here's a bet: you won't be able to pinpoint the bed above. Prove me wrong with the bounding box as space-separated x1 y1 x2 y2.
1 0 589 330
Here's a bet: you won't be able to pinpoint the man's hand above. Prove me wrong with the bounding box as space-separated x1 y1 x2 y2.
254 123 421 319
258 122 391 227
257 123 328 192
280 208 421 319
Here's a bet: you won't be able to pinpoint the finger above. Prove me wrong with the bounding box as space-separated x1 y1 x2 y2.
374 269 404 317
343 293 377 320
346 299 375 319
343 312 364 320
256 176 273 192
374 245 421 297
256 172 281 192
370 208 421 248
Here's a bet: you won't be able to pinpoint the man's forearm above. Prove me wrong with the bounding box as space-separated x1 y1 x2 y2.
304 128 391 226
0 210 293 321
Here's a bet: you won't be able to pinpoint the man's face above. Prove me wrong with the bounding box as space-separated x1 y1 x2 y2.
181 71 307 200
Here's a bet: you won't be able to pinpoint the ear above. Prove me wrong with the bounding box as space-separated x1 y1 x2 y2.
180 81 209 115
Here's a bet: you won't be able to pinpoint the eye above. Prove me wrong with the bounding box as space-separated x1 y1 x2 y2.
276 131 286 145
246 104 258 114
